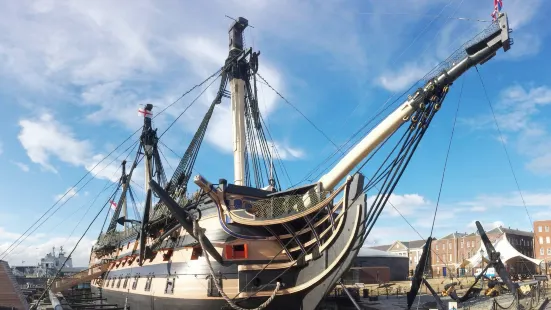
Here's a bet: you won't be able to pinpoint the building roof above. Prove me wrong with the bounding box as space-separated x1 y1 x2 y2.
487 226 533 237
358 247 407 258
407 239 427 249
368 244 391 251
440 232 467 239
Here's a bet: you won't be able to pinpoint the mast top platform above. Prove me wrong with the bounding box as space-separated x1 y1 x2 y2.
229 17 248 51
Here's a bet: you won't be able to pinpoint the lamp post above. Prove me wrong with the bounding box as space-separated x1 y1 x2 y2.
480 248 485 291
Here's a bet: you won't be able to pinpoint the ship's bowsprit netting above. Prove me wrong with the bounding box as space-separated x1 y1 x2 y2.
248 189 329 220
423 21 501 82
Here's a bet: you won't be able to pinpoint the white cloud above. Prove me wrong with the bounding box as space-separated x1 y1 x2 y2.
505 0 543 30
369 193 429 217
527 153 551 173
0 227 23 241
169 35 304 160
12 161 30 172
377 62 434 92
54 187 78 203
365 225 426 246
503 33 542 59
18 113 93 173
467 220 505 232
5 2 311 170
470 206 487 212
459 191 551 209
498 85 551 174
463 84 551 174
18 113 126 182
0 229 94 267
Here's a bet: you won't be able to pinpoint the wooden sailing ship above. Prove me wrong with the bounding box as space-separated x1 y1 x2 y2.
46 12 513 310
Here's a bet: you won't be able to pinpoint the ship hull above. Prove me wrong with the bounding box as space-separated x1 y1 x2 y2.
90 190 366 310
89 174 367 310
91 286 305 310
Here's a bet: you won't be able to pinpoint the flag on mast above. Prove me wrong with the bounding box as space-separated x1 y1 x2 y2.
138 106 153 118
110 200 117 211
491 0 503 21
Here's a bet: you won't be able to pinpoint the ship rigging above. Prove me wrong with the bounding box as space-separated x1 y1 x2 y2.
17 10 516 310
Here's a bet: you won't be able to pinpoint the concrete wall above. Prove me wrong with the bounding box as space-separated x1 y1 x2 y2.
349 256 409 282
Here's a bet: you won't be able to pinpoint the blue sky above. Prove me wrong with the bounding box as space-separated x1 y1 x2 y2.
1 0 550 266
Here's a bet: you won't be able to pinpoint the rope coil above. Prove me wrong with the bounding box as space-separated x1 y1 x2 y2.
192 220 280 310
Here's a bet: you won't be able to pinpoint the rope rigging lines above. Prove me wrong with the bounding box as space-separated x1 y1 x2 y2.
475 66 534 230
0 138 141 261
295 0 501 188
356 85 451 248
3 65 229 261
256 73 340 152
32 190 113 309
412 76 463 310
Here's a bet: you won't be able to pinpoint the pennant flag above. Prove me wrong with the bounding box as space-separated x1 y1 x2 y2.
491 0 503 21
110 200 117 210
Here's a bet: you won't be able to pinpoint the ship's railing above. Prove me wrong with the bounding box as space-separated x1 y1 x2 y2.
150 193 192 221
50 262 111 293
150 202 171 220
248 188 331 220
423 20 500 82
94 224 139 250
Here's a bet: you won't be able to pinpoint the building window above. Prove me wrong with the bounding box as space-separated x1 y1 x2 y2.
540 237 544 245
448 243 451 250
548 248 551 255
539 226 543 232
460 240 464 248
546 226 550 232
467 241 470 248
449 254 452 262
437 256 439 263
123 276 129 289
471 241 474 247
436 244 439 250
547 237 550 244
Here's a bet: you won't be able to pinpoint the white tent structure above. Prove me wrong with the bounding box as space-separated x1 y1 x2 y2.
467 235 542 268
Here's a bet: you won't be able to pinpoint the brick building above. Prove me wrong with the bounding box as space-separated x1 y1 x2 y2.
534 220 551 271
430 226 534 277
431 232 467 277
